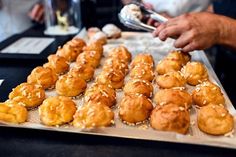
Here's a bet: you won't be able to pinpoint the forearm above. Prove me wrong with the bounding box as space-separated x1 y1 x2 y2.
217 15 236 50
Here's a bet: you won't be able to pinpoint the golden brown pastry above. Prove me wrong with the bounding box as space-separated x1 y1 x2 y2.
102 24 121 39
181 61 208 86
130 53 154 68
154 89 192 109
129 63 154 82
56 38 86 62
119 94 153 124
72 102 114 128
83 42 103 57
103 58 129 75
69 63 95 81
89 31 107 45
156 71 186 89
84 83 116 107
197 104 234 135
87 27 101 39
39 96 77 126
56 74 87 97
108 46 131 62
43 54 69 75
96 69 125 89
150 103 190 134
27 66 58 89
76 51 101 68
0 100 27 124
9 82 45 108
192 81 225 107
156 50 191 75
123 79 153 98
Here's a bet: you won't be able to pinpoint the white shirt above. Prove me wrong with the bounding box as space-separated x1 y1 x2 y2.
0 0 38 42
143 0 211 17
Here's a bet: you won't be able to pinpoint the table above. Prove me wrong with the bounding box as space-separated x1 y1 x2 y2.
0 26 236 157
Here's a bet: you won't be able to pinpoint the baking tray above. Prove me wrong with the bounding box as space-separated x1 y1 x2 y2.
1 30 236 149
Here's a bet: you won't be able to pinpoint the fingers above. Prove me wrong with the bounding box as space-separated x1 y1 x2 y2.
174 32 192 48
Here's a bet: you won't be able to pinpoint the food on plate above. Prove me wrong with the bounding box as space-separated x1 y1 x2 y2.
102 24 121 39
9 82 45 108
130 53 154 68
56 74 87 97
123 79 153 98
108 45 131 63
192 81 225 107
156 50 191 75
87 27 101 39
129 63 154 82
96 69 125 89
156 71 186 89
181 61 208 86
43 54 69 75
84 83 116 107
154 89 192 109
150 103 190 134
83 42 103 57
103 58 129 75
72 102 114 128
197 104 234 135
76 51 101 68
89 31 107 45
39 96 76 126
0 100 27 124
119 94 153 124
69 63 95 81
27 66 58 89
56 37 86 62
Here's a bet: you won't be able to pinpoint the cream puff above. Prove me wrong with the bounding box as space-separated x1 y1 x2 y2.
108 45 131 63
27 66 58 89
69 63 95 81
9 82 45 108
39 96 77 126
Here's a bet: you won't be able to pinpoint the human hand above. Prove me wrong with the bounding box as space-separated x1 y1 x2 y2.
153 12 222 53
28 3 44 24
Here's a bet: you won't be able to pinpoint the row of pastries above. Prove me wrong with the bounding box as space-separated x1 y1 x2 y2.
0 27 234 137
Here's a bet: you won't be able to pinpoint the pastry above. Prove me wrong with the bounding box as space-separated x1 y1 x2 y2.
150 103 190 134
130 53 154 68
9 82 45 108
123 79 153 98
156 50 191 75
43 54 69 74
89 31 107 45
181 61 208 86
56 74 87 97
56 38 86 62
0 100 27 124
192 81 225 107
129 63 154 82
154 89 192 109
76 51 101 68
27 66 58 89
69 63 95 81
96 69 125 89
108 45 131 63
197 104 234 135
72 102 114 128
83 42 103 57
103 58 129 75
119 94 153 124
102 24 121 39
87 27 101 39
84 83 116 107
156 71 186 89
39 96 76 126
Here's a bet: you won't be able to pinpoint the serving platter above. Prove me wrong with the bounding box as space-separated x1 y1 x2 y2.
1 29 236 149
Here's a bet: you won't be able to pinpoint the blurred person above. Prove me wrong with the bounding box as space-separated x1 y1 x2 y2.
0 0 44 42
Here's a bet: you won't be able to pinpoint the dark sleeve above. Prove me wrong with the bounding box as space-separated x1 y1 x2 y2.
213 0 236 19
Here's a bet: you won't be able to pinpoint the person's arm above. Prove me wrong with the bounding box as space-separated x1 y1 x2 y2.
153 12 236 53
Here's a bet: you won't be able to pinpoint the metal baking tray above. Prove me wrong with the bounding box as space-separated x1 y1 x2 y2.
1 30 236 149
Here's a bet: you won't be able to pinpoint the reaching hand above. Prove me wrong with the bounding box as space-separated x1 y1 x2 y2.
153 12 223 53
28 3 44 24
